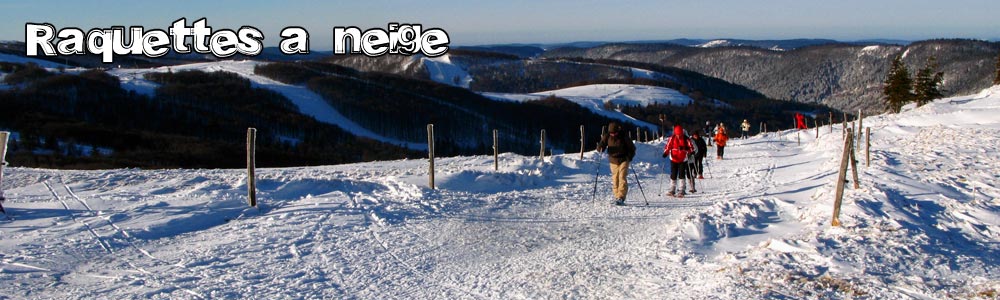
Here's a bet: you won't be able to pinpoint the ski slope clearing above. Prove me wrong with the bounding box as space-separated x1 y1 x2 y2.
105 61 428 151
484 84 695 130
1 87 999 299
423 54 473 88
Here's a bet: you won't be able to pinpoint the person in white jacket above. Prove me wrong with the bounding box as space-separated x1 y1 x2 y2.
740 119 751 139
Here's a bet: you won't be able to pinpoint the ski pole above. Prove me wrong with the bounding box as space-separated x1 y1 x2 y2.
629 163 649 206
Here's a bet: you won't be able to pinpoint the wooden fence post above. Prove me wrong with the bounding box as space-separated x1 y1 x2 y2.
797 130 801 145
815 119 819 138
857 110 864 148
493 129 499 171
850 135 860 189
866 127 871 167
579 125 585 160
428 124 435 189
540 129 546 160
636 127 641 142
832 129 854 227
829 111 834 134
0 131 9 206
246 128 257 207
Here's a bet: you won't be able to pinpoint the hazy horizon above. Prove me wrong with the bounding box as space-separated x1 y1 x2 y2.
3 0 999 49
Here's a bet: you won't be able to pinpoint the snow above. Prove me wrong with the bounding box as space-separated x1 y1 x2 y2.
2 80 1000 298
422 54 473 88
483 84 695 130
105 61 428 151
859 45 883 57
699 40 732 48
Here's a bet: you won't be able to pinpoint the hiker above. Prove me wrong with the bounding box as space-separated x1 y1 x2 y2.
795 113 808 129
598 122 636 206
740 119 751 139
663 125 693 197
690 130 707 179
714 123 729 160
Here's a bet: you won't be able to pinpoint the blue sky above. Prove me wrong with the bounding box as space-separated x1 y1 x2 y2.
3 0 999 47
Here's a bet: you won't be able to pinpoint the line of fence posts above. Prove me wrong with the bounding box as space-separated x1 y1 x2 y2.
428 124 435 189
246 128 257 208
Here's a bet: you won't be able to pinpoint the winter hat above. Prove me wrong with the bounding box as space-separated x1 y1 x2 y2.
673 125 684 136
608 122 620 133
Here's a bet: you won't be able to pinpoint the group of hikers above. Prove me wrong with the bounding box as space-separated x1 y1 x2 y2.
597 121 730 206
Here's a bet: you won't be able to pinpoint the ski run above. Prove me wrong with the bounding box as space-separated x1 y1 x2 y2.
2 85 1000 299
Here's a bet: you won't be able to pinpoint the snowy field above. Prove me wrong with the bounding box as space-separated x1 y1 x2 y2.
483 84 695 130
1 86 999 299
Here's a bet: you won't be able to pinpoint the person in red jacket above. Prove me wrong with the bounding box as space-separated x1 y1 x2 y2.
663 125 693 197
795 112 808 129
714 124 729 160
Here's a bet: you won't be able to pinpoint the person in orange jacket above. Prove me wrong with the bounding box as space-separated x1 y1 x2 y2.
714 123 729 160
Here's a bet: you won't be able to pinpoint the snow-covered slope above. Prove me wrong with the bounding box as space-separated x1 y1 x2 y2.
422 54 473 88
105 61 428 151
1 87 998 299
484 84 695 130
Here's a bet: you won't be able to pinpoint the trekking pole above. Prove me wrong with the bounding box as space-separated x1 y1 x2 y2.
704 157 713 179
686 162 697 192
591 150 602 201
629 164 649 206
657 159 665 196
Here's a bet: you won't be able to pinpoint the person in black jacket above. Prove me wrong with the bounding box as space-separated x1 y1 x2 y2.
597 122 636 206
690 130 708 179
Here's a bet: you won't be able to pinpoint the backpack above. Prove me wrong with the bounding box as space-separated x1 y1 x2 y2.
665 136 691 163
686 137 699 163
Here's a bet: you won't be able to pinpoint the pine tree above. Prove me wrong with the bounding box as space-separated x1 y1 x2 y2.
883 55 914 113
914 56 944 106
994 52 1000 85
